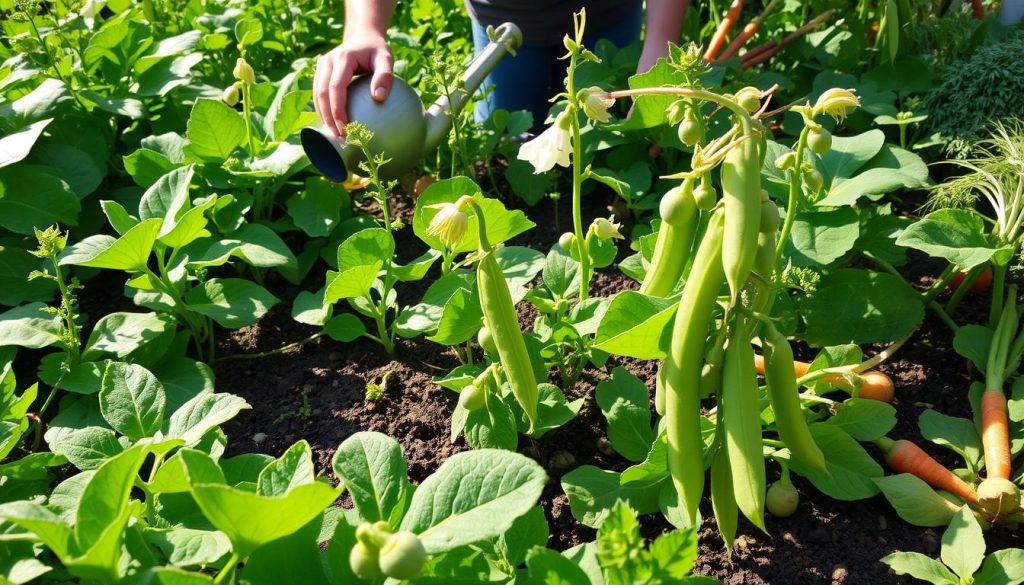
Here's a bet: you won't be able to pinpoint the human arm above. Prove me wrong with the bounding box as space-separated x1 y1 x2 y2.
313 0 397 136
637 0 688 73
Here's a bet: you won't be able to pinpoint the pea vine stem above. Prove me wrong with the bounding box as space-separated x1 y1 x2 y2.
566 52 590 301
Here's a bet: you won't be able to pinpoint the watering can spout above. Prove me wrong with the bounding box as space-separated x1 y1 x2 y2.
301 22 521 182
423 22 523 154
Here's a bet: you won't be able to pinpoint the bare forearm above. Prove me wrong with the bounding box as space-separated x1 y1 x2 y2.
644 0 687 47
343 0 397 39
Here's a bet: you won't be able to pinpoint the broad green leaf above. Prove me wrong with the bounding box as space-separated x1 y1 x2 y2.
400 449 546 554
874 474 960 527
324 313 366 342
543 248 581 299
784 208 861 267
463 390 518 450
184 278 279 329
238 516 329 585
954 324 992 373
331 432 409 524
257 441 316 498
0 165 80 234
59 218 162 272
0 118 52 168
287 178 345 238
0 303 61 349
428 287 483 345
184 99 246 162
143 528 231 568
779 424 882 500
160 196 219 250
101 200 139 236
139 165 194 231
0 501 73 559
323 264 382 304
529 383 584 439
51 427 124 471
337 227 394 272
817 129 885 182
392 250 441 282
802 269 923 346
414 178 534 253
595 367 656 462
75 443 151 550
941 506 985 579
650 528 699 579
526 547 592 585
122 567 215 584
186 223 296 270
153 358 215 414
826 398 897 441
83 312 175 360
920 409 984 471
594 292 677 359
897 210 1013 272
496 507 548 568
560 466 661 528
974 548 1024 585
880 552 958 584
819 145 928 207
395 271 474 337
166 392 250 447
0 244 55 306
99 362 165 441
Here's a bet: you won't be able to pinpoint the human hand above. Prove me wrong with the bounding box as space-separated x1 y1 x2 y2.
313 30 394 137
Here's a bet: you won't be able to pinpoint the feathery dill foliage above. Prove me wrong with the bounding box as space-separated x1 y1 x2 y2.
928 120 1024 232
923 30 1024 158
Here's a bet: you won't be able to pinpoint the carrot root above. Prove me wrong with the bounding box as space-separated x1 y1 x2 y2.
981 390 1012 480
880 438 979 505
753 355 894 402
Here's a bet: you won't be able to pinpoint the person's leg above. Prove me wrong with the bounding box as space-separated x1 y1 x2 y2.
582 3 644 51
471 19 556 132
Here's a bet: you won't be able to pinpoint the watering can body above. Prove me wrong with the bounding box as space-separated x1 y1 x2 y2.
301 22 522 182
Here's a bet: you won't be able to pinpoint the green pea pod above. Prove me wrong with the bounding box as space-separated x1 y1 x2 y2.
639 178 699 297
663 209 726 525
762 321 827 473
655 362 666 417
721 137 762 302
721 319 767 532
753 231 775 280
710 444 738 558
474 208 539 433
699 327 728 400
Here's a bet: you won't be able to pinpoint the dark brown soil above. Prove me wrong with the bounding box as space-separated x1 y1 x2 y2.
187 190 1021 583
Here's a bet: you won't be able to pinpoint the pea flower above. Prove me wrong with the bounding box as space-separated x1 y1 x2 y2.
579 87 614 123
517 110 572 174
233 57 255 84
425 195 475 249
813 88 859 121
222 82 241 106
591 216 623 241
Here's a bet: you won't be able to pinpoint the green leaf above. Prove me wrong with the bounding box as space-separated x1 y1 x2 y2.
83 312 175 360
0 302 61 349
400 449 546 554
287 177 346 238
324 313 365 342
826 399 897 441
166 392 250 447
919 409 983 472
186 223 297 270
234 18 263 46
880 552 958 584
59 218 162 272
51 426 124 471
819 145 929 207
802 269 923 346
0 118 52 168
595 367 656 462
100 200 139 236
184 99 246 162
258 440 316 497
143 528 231 568
874 474 960 527
594 291 677 359
428 287 483 345
496 506 548 567
414 178 534 253
953 324 992 373
780 424 882 500
181 449 341 558
99 362 165 441
560 466 661 528
529 383 584 439
941 506 986 579
784 208 861 267
526 547 592 585
138 165 193 231
0 501 73 559
184 278 279 329
974 548 1024 585
238 516 329 585
0 244 55 306
817 129 885 182
0 165 80 234
650 527 698 579
897 210 1013 272
75 443 151 553
331 432 409 524
395 271 474 337
463 391 518 450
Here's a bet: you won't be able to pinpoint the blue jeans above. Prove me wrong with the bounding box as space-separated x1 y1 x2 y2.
470 6 643 133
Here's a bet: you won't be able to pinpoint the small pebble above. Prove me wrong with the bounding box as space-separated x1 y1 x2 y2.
831 565 849 584
596 437 616 456
253 432 267 445
782 531 799 547
922 530 940 556
878 516 887 530
549 450 576 470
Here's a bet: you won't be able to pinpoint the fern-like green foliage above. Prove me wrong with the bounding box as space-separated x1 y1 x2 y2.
923 30 1024 158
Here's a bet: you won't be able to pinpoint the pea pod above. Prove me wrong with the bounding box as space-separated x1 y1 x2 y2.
473 204 539 432
721 137 762 301
761 321 827 472
721 319 767 532
639 178 699 297
655 362 667 416
663 208 726 525
710 444 738 557
753 231 775 280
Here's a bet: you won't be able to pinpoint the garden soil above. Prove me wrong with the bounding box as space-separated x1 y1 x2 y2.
181 190 1021 584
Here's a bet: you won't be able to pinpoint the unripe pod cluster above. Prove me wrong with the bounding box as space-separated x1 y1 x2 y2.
760 200 780 234
766 479 799 517
349 523 428 581
693 180 717 211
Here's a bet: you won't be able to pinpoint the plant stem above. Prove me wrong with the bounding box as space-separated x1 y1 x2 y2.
990 262 1009 328
775 126 810 269
566 56 590 301
214 331 326 362
241 82 259 159
214 553 240 585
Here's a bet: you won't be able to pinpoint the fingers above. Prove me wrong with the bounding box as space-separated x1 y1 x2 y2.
328 60 356 137
370 51 394 102
314 57 334 133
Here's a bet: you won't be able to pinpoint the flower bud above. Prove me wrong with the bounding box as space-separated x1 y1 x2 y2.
233 57 255 84
349 542 381 580
558 232 576 252
774 151 797 171
591 216 623 241
813 88 859 121
735 87 761 113
693 178 717 211
579 86 614 123
221 82 241 106
677 116 701 146
458 383 486 411
807 127 832 155
803 168 824 193
378 532 428 580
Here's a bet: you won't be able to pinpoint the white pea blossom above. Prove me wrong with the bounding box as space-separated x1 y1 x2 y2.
517 110 572 174
425 195 475 249
591 216 624 241
580 87 614 123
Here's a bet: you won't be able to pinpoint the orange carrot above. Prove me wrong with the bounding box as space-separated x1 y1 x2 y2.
717 0 781 61
981 390 1012 480
876 437 979 504
703 0 744 62
753 356 895 402
740 10 836 69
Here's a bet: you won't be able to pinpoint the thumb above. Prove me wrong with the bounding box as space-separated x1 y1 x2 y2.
370 52 394 102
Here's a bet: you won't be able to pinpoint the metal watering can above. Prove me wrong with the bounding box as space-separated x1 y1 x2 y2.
301 22 523 182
